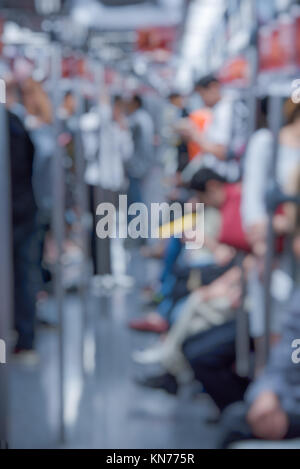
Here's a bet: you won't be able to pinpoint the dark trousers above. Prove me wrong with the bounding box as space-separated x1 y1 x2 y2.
182 321 251 412
127 176 143 214
218 401 300 448
13 224 41 350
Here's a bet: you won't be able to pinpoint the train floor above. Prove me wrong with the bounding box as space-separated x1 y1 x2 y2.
10 250 219 449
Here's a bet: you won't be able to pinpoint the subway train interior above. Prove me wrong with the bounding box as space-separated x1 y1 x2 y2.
0 0 300 452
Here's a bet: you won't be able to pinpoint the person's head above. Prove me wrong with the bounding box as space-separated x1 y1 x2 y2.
194 74 221 108
63 91 77 116
189 167 227 208
168 92 185 109
127 94 143 114
21 78 52 124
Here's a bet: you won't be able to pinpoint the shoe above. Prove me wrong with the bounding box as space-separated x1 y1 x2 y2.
114 274 135 289
128 313 169 333
12 348 39 367
36 318 58 330
132 343 166 365
135 373 178 395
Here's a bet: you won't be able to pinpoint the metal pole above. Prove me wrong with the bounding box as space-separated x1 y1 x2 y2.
0 102 13 450
92 60 112 276
73 71 91 376
235 1 259 377
235 254 250 377
51 41 66 443
262 95 282 365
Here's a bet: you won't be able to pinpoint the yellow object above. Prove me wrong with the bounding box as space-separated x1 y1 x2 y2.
158 212 197 239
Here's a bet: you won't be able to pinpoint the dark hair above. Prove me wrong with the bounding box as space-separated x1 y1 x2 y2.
195 74 219 90
168 92 182 100
287 103 300 125
132 94 143 108
64 90 73 99
113 95 123 105
189 167 227 192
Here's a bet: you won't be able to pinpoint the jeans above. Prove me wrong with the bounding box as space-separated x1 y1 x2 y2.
13 223 41 350
218 401 300 448
182 321 252 411
127 176 143 224
160 237 183 283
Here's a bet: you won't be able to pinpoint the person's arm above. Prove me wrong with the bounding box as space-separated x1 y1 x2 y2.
241 129 273 245
176 122 227 160
189 133 227 160
119 128 134 161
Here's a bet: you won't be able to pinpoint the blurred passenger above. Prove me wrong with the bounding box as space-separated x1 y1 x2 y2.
61 90 77 120
125 94 154 218
242 101 300 370
130 168 250 334
168 92 189 176
83 94 133 275
20 80 54 291
219 222 300 448
193 74 232 160
134 169 252 397
8 110 40 364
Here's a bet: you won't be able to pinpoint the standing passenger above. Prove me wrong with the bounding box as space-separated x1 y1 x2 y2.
125 95 154 214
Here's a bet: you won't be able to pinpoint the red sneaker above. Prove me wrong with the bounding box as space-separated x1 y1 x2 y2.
128 313 169 333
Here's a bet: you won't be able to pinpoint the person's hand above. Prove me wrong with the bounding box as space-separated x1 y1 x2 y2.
247 221 267 247
247 391 289 440
173 119 199 142
273 214 291 235
214 244 236 266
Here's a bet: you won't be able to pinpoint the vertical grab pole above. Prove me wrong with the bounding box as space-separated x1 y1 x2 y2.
51 40 66 443
262 94 282 366
235 253 249 377
92 60 111 276
235 1 259 378
73 66 91 376
0 102 13 450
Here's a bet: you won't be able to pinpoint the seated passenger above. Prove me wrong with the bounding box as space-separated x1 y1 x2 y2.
129 168 250 333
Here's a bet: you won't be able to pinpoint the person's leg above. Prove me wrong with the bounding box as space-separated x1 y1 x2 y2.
217 402 254 449
182 321 251 411
127 176 143 223
160 237 183 283
14 227 41 350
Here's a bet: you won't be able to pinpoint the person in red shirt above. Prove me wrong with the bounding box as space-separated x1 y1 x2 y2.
189 167 251 254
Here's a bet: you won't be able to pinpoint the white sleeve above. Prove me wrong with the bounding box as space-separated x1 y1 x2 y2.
208 99 233 146
241 129 273 229
119 128 134 161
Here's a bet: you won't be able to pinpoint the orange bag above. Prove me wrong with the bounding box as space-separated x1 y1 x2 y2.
188 108 212 160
